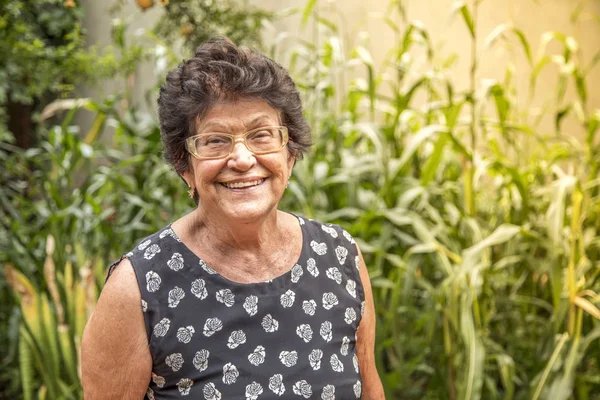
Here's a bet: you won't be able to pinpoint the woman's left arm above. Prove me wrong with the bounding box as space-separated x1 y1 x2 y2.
356 245 386 399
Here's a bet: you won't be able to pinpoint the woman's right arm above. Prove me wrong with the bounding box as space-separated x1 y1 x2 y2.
81 258 152 399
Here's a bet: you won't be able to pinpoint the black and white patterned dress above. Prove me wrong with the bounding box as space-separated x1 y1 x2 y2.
111 215 365 399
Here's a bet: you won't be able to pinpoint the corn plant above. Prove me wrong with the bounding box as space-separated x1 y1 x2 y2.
276 0 600 398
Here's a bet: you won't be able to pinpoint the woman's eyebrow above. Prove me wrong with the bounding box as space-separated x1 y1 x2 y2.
198 114 276 132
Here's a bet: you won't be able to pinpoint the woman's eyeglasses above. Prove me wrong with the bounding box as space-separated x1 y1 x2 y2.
185 126 289 160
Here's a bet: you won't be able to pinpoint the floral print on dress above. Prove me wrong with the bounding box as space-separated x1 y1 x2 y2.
340 336 350 356
307 258 319 277
191 278 208 299
146 388 155 400
203 383 221 400
280 290 295 308
310 241 328 255
302 299 317 316
261 314 279 333
153 318 170 337
167 253 185 271
344 307 357 324
296 324 313 343
322 292 339 310
326 267 342 284
165 353 184 372
321 384 335 400
291 264 303 283
334 246 348 264
146 271 161 293
245 382 263 400
345 279 356 298
200 260 217 274
293 380 312 398
138 239 151 251
168 286 185 308
227 330 247 349
248 345 266 366
279 350 298 367
144 244 161 260
321 225 338 238
243 295 258 316
152 372 165 388
353 353 359 374
269 374 285 396
216 289 235 307
203 317 223 337
193 349 210 371
141 299 148 312
176 326 195 343
222 362 239 385
330 354 344 373
342 229 355 244
320 321 333 342
177 378 194 395
353 380 362 398
309 349 323 370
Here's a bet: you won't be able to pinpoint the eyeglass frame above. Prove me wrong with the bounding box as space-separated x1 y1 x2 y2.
184 125 290 160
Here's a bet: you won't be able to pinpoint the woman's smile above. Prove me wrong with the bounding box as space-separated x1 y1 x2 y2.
219 177 266 189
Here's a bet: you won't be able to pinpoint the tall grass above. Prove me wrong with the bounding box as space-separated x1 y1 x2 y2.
1 0 599 398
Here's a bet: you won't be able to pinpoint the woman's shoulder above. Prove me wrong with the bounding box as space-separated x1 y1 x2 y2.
106 224 181 281
296 215 357 246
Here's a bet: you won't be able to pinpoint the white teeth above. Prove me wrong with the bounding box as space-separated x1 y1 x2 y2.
222 179 264 189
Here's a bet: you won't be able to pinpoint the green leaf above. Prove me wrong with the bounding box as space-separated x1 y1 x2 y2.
459 294 485 400
531 334 570 400
421 132 450 185
397 125 448 171
462 224 521 271
452 1 475 37
301 0 318 28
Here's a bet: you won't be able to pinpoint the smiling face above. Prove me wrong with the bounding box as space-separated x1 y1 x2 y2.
182 99 295 224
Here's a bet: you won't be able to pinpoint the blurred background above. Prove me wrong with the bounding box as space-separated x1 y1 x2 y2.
1 0 600 398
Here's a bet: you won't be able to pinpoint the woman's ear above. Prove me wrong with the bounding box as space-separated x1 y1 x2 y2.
180 169 194 188
287 152 296 170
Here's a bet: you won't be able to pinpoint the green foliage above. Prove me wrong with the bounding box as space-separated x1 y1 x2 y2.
0 0 88 103
2 0 600 399
153 0 271 55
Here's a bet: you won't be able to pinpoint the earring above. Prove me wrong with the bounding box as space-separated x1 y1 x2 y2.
188 187 195 199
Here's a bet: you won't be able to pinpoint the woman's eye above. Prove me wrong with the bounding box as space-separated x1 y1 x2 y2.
203 136 228 145
250 130 274 140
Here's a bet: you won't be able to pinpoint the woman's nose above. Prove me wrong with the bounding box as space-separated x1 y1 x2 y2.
227 141 256 171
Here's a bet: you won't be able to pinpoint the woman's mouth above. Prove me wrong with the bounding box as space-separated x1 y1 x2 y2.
220 178 266 189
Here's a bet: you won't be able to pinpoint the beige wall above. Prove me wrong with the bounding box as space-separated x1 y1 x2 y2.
81 0 600 140
258 0 600 140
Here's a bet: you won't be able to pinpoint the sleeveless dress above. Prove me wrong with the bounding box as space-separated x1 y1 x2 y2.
110 215 365 399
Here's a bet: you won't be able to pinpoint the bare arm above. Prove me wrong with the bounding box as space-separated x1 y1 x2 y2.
81 258 152 399
356 246 386 399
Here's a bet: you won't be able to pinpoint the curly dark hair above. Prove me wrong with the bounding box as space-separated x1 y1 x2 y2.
157 37 312 175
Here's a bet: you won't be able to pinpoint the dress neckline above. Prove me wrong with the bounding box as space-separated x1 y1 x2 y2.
165 213 307 290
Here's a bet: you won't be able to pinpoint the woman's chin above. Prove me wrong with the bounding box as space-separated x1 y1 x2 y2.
213 202 277 225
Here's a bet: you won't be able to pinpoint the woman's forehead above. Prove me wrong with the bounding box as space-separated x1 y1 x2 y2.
196 99 281 132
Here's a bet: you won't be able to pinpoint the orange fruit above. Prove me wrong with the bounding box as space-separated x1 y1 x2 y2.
136 0 154 11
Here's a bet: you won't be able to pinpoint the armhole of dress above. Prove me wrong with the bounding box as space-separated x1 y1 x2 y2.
105 255 155 349
331 223 367 326
349 241 367 325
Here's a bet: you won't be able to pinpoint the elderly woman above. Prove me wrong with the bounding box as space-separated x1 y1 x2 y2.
82 37 384 399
